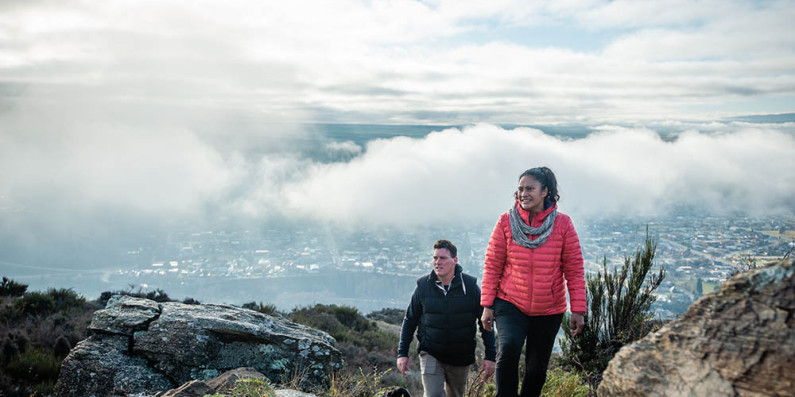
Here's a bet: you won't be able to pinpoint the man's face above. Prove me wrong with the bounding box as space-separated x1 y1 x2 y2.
432 248 457 281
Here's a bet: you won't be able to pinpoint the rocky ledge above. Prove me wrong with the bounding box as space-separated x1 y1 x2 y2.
53 295 342 396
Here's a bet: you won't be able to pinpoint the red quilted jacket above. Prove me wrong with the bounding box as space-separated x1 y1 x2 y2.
481 202 587 316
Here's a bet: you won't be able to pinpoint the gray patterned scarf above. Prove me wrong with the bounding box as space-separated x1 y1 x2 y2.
509 203 557 249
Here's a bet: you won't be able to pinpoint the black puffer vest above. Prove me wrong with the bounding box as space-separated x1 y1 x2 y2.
414 265 481 366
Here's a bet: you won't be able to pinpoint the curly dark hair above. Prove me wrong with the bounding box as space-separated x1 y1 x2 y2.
515 166 560 204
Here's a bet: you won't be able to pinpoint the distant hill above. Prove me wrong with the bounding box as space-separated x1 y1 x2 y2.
727 112 795 123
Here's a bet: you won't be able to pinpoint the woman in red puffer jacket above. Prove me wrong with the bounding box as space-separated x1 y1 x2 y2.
480 167 586 397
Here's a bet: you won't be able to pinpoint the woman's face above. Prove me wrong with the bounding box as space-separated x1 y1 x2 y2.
517 175 548 213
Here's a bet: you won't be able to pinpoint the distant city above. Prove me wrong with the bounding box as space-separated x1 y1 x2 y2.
52 213 791 316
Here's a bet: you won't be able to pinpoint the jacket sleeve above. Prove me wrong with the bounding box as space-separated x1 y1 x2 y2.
397 284 422 358
481 215 508 307
472 282 497 361
561 216 587 313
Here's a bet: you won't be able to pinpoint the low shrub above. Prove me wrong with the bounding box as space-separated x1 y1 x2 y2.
206 377 276 397
53 335 72 358
98 287 172 307
287 303 402 394
366 308 404 325
0 285 96 396
541 368 589 397
47 288 86 313
241 301 278 315
289 304 377 343
0 277 27 297
322 367 395 397
14 292 55 315
5 348 61 394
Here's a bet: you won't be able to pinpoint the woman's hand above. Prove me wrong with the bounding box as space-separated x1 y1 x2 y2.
479 359 496 380
570 312 585 337
481 307 495 332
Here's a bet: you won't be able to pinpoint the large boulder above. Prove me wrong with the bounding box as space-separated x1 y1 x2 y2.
54 295 342 396
598 258 794 396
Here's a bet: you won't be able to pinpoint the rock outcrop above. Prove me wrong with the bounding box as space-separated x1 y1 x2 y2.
54 295 342 397
599 258 794 396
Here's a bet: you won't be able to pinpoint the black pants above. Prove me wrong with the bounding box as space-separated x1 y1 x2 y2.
494 298 564 397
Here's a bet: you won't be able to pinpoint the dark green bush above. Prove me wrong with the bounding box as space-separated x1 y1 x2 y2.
1 337 20 365
287 303 401 394
289 304 376 343
14 292 55 315
53 335 72 358
366 308 404 325
10 288 86 316
5 348 61 392
98 287 173 306
0 277 28 297
47 288 86 313
329 306 373 333
559 230 666 381
242 301 278 315
1 287 96 396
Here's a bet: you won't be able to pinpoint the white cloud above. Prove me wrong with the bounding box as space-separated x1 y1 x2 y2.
1 103 793 238
0 93 234 217
280 123 795 224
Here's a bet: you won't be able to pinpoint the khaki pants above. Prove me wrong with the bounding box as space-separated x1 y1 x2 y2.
419 351 469 397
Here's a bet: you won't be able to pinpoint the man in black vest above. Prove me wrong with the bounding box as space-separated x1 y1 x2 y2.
397 239 497 397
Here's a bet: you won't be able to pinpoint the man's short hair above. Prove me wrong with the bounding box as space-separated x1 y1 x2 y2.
433 239 457 258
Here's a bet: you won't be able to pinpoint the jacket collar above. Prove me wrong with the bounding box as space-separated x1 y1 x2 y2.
514 200 557 226
427 264 463 284
428 264 466 295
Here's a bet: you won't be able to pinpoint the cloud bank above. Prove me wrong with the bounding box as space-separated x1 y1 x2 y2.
279 123 795 224
3 110 793 237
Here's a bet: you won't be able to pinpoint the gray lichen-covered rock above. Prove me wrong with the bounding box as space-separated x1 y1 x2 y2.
90 294 161 335
598 258 795 397
54 296 342 397
54 333 173 396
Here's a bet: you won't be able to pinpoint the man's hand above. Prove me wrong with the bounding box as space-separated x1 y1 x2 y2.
479 359 496 380
570 312 585 337
397 356 410 375
481 307 494 332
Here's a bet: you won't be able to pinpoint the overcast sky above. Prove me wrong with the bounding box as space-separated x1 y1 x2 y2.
1 0 794 245
2 0 794 124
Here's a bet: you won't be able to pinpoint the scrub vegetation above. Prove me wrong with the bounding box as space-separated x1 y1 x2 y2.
0 281 98 396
